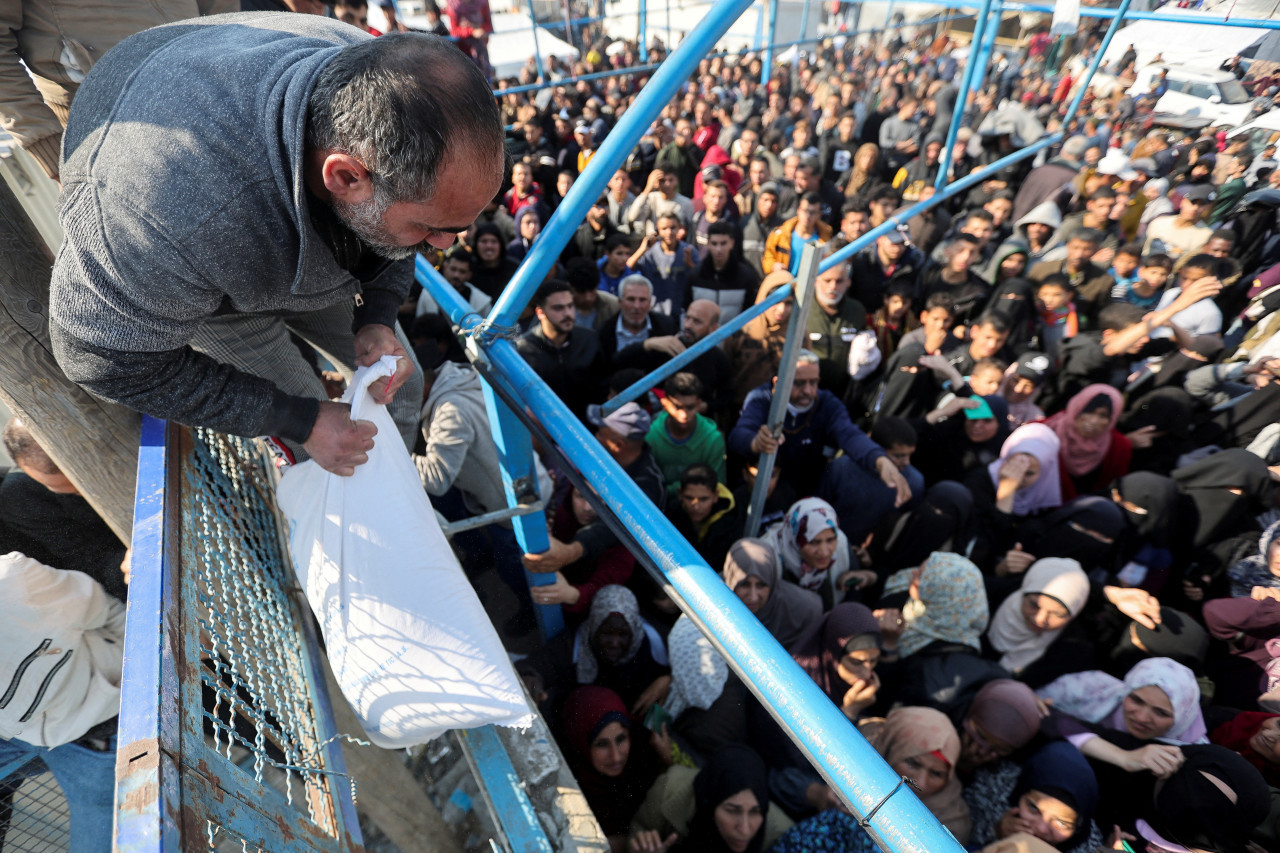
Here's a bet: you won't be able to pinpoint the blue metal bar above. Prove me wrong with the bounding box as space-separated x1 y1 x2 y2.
485 0 758 331
419 273 969 849
459 727 554 853
876 0 1280 29
114 416 180 853
639 0 647 53
528 0 545 82
798 0 812 57
493 12 973 98
414 255 563 638
935 0 993 189
753 0 763 50
884 0 895 29
968 0 1002 103
601 281 795 414
744 246 817 538
1061 0 1134 127
762 0 779 86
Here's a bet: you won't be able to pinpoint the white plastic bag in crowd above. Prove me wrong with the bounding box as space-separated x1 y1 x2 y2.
277 356 532 748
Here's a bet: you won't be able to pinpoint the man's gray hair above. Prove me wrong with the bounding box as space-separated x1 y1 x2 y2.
307 33 506 204
619 274 654 299
795 349 820 367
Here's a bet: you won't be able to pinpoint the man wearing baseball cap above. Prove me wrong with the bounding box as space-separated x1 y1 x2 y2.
1143 185 1215 262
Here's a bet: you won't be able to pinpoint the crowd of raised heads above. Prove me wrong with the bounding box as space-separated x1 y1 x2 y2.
387 6 1280 853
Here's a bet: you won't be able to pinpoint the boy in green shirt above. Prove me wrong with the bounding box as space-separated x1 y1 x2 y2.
644 372 727 497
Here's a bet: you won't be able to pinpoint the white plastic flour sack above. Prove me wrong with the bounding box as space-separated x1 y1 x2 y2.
276 356 533 748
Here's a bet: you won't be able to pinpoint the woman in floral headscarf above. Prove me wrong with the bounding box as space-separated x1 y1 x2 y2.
880 552 990 660
765 497 869 610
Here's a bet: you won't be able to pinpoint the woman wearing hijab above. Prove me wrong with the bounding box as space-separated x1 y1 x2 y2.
1041 385 1132 500
965 741 1103 853
980 244 1031 287
911 395 1013 485
987 277 1037 351
628 744 790 853
840 143 884 203
880 552 989 661
965 423 1062 571
1023 497 1126 574
561 686 664 843
957 679 1047 771
723 272 794 413
1227 518 1280 598
765 498 861 610
1172 448 1274 553
870 481 974 572
768 706 971 850
1038 658 1207 780
1108 471 1181 594
790 603 884 723
999 352 1053 429
721 538 822 650
523 585 671 714
663 616 748 761
984 558 1091 688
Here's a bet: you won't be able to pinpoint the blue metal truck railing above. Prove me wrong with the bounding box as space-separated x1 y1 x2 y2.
413 0 1154 848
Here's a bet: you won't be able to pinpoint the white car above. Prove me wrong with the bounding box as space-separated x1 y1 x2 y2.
1127 65 1254 127
1226 111 1280 151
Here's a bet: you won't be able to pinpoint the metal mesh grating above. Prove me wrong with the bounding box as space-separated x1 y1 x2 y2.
182 428 340 839
0 759 69 853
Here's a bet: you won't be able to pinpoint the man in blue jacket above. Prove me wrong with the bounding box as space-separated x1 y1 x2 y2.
50 14 506 475
728 349 912 502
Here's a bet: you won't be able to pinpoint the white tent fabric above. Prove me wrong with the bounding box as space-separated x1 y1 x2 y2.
1101 12 1271 74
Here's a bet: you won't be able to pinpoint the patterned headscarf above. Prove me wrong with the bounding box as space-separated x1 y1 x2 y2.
884 553 989 658
1227 518 1280 598
766 497 844 592
575 585 662 684
664 615 729 719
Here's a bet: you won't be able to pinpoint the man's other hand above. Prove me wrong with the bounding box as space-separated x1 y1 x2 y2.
304 401 377 476
354 323 413 405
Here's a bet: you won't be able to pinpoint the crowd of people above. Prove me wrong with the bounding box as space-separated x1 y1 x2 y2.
400 9 1280 853
4 1 1280 852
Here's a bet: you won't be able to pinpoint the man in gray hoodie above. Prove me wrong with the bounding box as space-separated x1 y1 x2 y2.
49 13 506 475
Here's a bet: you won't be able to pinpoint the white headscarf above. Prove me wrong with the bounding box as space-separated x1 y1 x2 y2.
987 558 1090 674
664 616 728 719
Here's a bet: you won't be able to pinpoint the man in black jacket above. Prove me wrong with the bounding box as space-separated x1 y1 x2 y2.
514 280 607 421
598 275 679 360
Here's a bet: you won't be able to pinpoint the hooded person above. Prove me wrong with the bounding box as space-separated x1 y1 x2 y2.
721 538 822 650
965 741 1102 853
1172 448 1274 552
882 552 990 659
1109 471 1181 593
723 271 794 412
1013 201 1063 265
980 240 1032 287
693 145 743 201
469 221 521 299
986 276 1037 351
1024 497 1126 575
1227 518 1280 598
986 558 1091 679
999 352 1053 429
764 498 853 610
1042 384 1132 501
790 603 883 721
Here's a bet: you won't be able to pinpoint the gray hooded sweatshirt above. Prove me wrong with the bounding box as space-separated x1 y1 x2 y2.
49 13 410 443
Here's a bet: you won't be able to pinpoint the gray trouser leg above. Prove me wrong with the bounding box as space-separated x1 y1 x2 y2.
189 304 422 452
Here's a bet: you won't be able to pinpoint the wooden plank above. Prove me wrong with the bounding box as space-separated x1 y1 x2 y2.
0 178 139 541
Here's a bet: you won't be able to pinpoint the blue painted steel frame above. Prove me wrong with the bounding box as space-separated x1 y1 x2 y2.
458 728 553 853
115 416 181 853
881 0 1280 29
421 0 1146 847
936 0 993 189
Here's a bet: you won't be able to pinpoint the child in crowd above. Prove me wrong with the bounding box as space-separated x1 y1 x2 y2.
644 372 727 497
1107 242 1143 291
597 233 637 295
1035 274 1079 361
869 280 919 363
1112 253 1171 310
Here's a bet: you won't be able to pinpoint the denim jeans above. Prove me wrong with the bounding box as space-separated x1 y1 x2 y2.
0 734 116 853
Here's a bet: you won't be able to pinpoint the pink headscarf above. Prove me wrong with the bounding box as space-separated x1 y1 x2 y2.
1044 384 1124 477
987 423 1062 516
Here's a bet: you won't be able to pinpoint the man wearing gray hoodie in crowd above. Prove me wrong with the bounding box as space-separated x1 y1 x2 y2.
49 14 505 476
